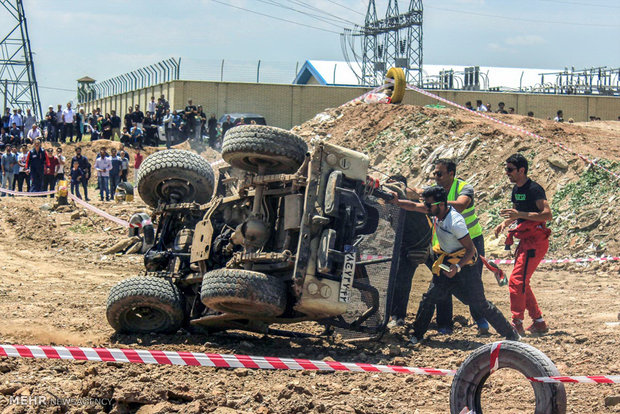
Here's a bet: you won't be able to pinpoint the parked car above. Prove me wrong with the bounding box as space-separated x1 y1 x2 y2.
218 113 266 126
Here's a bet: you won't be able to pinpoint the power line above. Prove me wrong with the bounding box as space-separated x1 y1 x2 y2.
253 0 356 27
330 0 365 16
287 0 360 25
209 0 343 34
426 5 620 28
537 0 620 9
39 85 74 92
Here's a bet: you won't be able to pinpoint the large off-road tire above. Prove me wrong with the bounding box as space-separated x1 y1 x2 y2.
450 341 567 414
137 150 214 208
127 213 155 253
222 125 307 174
385 67 406 104
200 269 286 317
107 276 186 334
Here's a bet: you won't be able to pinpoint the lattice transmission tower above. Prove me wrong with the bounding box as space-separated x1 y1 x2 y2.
0 0 41 117
341 0 423 87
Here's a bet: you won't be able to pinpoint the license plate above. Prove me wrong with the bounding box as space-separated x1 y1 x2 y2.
339 246 356 302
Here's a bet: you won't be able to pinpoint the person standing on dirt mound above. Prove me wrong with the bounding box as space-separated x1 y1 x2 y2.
94 147 112 202
495 153 552 336
25 139 45 192
390 186 520 345
429 159 490 336
72 147 91 201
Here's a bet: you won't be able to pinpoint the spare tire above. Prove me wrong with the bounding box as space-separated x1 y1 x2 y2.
385 67 406 104
200 268 286 317
222 125 307 174
106 276 186 334
137 150 214 208
450 341 566 414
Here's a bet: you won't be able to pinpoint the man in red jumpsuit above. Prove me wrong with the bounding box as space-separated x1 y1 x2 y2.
495 153 552 336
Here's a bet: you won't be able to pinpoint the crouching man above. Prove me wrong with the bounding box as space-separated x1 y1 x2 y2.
390 185 519 345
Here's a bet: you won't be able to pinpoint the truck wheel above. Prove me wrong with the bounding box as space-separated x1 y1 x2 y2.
200 269 286 317
450 341 567 414
127 213 155 253
107 276 186 334
385 67 406 104
137 150 214 208
222 125 307 174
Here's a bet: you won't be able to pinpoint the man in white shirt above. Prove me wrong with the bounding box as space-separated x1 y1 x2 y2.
55 147 66 181
390 185 519 345
62 103 75 143
55 104 64 142
26 124 41 144
9 109 23 132
23 109 36 132
147 96 157 115
94 147 112 201
16 144 29 192
476 100 488 112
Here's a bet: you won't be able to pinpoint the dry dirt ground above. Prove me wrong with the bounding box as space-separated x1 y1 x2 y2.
1 104 619 413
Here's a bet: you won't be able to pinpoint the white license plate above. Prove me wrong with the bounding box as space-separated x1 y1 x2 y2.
339 246 356 302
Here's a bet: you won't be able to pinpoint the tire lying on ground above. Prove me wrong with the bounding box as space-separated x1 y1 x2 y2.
137 150 214 208
450 341 567 414
200 268 286 317
107 276 186 334
222 125 308 174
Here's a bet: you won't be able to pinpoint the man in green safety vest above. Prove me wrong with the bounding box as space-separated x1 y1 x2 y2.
428 159 489 335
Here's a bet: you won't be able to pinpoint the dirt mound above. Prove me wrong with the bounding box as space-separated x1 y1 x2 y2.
293 103 620 258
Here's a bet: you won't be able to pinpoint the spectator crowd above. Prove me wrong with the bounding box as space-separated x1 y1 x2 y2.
1 137 143 203
1 95 254 156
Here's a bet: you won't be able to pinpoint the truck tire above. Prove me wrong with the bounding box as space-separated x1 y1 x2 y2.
127 213 155 253
450 341 566 414
222 125 307 174
137 150 214 208
107 276 186 334
385 67 406 104
200 269 286 317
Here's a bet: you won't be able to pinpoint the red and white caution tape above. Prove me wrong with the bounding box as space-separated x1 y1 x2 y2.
405 84 620 181
0 187 56 196
358 254 620 266
68 193 130 228
486 256 620 266
489 342 501 374
527 375 620 384
1 343 618 384
0 344 455 376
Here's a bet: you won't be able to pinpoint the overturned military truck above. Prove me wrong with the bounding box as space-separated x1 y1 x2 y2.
106 125 416 337
105 124 568 414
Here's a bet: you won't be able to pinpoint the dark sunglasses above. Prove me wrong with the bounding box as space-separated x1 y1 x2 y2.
432 171 443 177
424 201 442 208
505 167 516 173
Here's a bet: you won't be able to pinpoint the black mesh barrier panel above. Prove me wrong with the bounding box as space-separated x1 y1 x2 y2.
329 197 406 340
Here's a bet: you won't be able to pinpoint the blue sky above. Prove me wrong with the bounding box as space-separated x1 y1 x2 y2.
9 0 620 108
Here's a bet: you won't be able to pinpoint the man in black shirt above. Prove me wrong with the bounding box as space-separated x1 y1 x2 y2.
130 104 144 129
72 147 91 201
184 99 197 140
110 110 122 140
207 113 218 148
124 107 134 130
495 153 552 336
45 106 57 142
221 115 233 139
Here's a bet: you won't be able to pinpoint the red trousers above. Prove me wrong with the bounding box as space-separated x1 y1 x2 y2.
508 227 549 321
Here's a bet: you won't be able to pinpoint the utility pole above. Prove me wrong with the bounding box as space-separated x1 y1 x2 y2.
0 0 42 117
